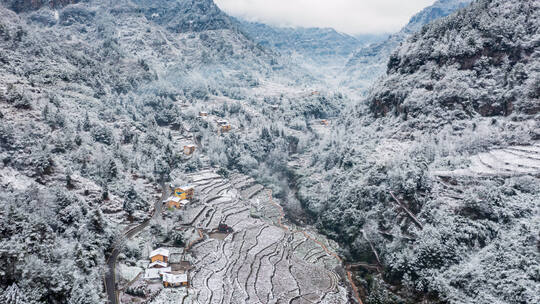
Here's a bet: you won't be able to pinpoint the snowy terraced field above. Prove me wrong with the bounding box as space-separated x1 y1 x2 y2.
164 171 349 304
433 143 540 177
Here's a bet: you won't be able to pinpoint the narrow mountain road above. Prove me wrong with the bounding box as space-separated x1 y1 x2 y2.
104 184 167 304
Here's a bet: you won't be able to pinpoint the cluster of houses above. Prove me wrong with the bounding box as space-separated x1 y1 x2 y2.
144 248 189 288
163 185 195 209
198 111 232 133
140 185 196 290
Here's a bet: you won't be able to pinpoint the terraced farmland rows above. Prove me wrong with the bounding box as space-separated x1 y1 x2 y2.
433 143 540 178
180 170 349 303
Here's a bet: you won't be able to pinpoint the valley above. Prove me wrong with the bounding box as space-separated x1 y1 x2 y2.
107 168 352 303
0 0 539 304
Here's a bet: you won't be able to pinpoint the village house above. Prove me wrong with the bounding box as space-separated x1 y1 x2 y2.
217 120 232 133
148 260 168 269
220 124 232 132
163 196 181 209
163 196 189 209
183 144 196 155
163 273 189 288
174 185 195 200
320 119 329 126
149 248 170 263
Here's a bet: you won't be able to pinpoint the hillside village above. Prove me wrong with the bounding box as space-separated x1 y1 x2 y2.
112 162 351 303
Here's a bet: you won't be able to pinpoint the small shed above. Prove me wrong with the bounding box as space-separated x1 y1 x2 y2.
163 273 189 288
199 111 208 117
218 223 233 233
144 267 171 280
216 120 232 132
320 120 329 126
183 145 196 156
174 185 195 200
149 248 170 263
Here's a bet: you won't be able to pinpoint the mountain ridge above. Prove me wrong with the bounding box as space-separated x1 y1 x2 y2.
343 0 473 90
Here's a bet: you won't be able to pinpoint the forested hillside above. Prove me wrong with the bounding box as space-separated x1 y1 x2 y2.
1 0 539 303
369 0 539 122
344 0 473 90
237 20 368 62
0 0 343 302
0 0 279 302
296 0 540 303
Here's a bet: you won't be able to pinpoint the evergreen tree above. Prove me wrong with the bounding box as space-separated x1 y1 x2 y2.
82 112 91 131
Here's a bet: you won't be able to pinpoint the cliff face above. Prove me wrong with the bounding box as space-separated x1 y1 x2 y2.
343 0 472 90
369 0 539 121
1 0 80 12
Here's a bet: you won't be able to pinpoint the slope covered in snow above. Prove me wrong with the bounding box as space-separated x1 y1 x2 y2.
237 19 369 62
369 0 539 122
343 0 473 90
0 0 292 302
294 1 540 303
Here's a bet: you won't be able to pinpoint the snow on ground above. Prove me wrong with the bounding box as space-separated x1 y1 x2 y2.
432 143 540 177
150 287 191 304
122 169 350 304
118 264 143 282
172 169 350 303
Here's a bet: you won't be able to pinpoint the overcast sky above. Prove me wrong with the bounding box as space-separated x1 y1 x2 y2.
214 0 436 35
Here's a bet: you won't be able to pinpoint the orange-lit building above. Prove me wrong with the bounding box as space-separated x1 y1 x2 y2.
174 185 195 200
149 248 169 263
183 145 196 155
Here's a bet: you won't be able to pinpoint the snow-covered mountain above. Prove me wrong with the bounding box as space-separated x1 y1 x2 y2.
1 0 539 303
0 0 287 302
369 0 539 123
296 0 539 303
237 20 370 61
0 0 80 12
344 0 473 90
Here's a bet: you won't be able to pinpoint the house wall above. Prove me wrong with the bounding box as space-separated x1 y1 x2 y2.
220 125 231 132
167 201 181 209
151 255 168 263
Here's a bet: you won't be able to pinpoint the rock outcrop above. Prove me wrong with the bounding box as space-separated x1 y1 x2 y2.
343 0 473 90
368 0 539 121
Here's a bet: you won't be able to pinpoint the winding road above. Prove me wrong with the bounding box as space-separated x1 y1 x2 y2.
104 185 167 304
